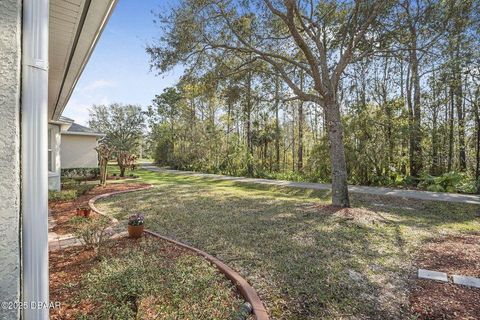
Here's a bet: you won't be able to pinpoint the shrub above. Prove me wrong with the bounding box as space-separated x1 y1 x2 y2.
48 189 77 202
75 184 95 196
455 179 478 194
49 184 95 202
403 175 419 186
426 184 445 192
61 168 100 179
70 216 111 253
418 172 476 194
61 178 81 190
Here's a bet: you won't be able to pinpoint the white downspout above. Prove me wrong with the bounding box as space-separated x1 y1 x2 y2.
21 0 49 319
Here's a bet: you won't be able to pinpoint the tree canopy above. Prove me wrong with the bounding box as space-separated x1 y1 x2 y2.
89 103 145 176
146 0 480 202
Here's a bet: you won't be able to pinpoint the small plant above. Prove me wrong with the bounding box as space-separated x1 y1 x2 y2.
127 213 145 238
71 216 111 254
61 178 81 190
128 213 145 226
75 184 95 196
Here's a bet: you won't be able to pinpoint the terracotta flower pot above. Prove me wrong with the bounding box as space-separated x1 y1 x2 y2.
76 207 91 217
128 225 144 238
76 208 85 217
82 208 91 217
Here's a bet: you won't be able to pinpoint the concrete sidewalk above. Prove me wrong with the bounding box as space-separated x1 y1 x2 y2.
141 164 480 205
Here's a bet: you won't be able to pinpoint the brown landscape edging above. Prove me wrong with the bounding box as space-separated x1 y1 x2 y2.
88 185 154 223
88 185 269 320
145 230 269 320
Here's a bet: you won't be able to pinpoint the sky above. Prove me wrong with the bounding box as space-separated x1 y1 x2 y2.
63 0 182 125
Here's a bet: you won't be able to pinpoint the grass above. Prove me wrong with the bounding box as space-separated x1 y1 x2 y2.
50 237 245 320
97 165 480 319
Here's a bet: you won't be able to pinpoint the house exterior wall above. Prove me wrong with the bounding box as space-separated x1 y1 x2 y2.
48 123 62 190
61 135 99 168
0 0 22 319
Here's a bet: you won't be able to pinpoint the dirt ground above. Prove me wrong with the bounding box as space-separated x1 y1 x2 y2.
410 234 480 319
49 235 185 319
48 183 149 234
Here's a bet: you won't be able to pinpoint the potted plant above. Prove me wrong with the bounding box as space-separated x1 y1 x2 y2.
76 206 91 217
127 213 144 238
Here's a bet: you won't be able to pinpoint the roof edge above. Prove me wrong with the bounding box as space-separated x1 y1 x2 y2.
51 0 119 120
61 131 106 137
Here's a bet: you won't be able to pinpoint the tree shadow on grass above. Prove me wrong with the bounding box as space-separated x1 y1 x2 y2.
97 174 479 319
99 185 415 319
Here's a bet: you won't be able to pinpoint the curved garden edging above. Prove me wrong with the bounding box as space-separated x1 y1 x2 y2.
88 185 269 320
88 185 154 224
145 230 269 320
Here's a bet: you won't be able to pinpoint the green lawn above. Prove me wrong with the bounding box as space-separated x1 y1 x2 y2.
98 166 480 319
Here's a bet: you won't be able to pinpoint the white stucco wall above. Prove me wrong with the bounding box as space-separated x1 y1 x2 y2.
0 1 21 319
61 134 99 168
48 123 62 190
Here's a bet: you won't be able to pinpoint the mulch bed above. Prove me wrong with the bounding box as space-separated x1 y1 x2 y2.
49 183 149 235
49 235 187 320
409 234 480 319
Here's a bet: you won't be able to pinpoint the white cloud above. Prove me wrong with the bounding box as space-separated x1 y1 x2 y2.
63 96 111 126
81 79 115 92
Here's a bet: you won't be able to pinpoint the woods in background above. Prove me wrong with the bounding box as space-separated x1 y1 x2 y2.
144 0 480 200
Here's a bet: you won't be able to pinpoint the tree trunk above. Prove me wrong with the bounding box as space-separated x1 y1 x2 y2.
409 45 422 177
298 101 304 172
448 87 454 172
292 105 296 172
430 68 439 175
431 108 439 175
324 99 349 207
246 74 253 176
297 71 304 172
474 88 480 193
274 76 281 171
455 73 466 171
99 158 108 186
119 165 126 177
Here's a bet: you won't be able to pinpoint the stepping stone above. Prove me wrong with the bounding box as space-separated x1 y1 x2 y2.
418 269 448 282
452 275 480 288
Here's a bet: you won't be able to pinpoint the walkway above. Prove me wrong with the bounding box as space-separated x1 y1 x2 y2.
142 164 480 205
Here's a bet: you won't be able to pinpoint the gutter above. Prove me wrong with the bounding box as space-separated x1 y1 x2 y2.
51 0 92 119
21 0 50 319
60 131 106 137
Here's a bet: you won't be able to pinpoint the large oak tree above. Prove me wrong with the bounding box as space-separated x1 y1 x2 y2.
147 0 394 207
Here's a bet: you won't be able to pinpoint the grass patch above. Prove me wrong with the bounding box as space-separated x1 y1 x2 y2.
97 166 480 319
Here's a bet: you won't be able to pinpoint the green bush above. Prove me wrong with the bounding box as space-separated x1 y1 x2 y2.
418 172 476 194
75 184 95 196
61 178 80 190
455 179 477 194
48 189 77 201
426 184 445 192
48 184 95 202
61 167 100 179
